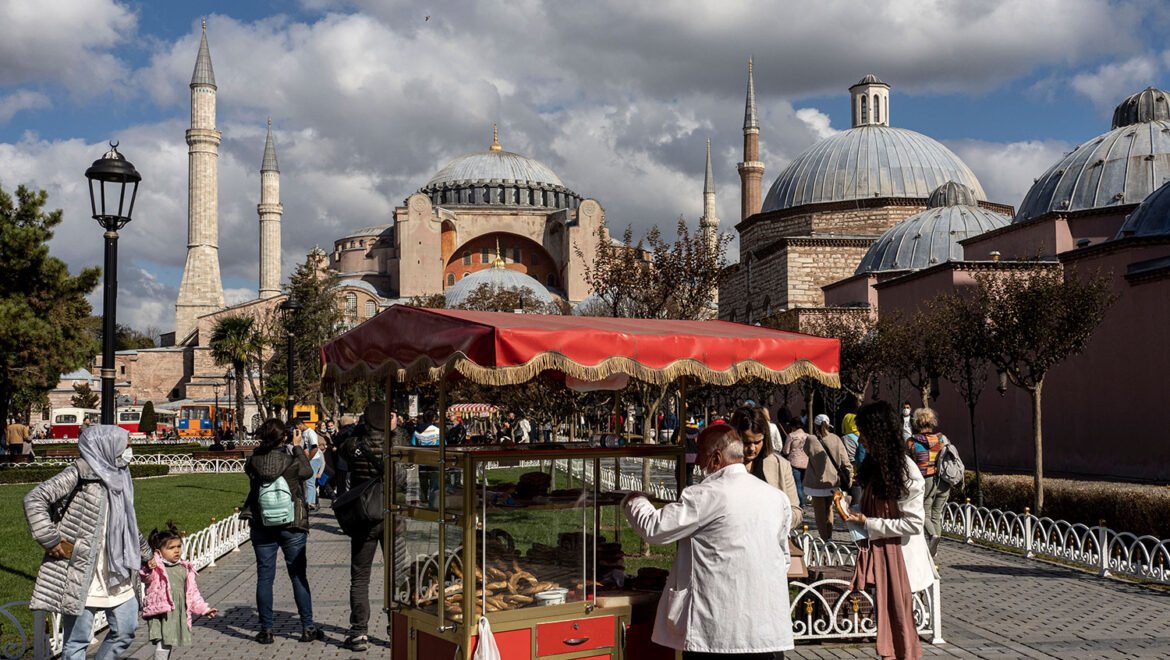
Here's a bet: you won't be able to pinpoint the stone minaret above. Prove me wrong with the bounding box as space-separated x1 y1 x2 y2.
850 74 890 127
737 57 765 222
175 19 225 340
257 118 282 299
700 138 719 252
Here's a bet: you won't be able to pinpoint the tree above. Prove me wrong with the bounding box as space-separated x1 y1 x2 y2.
877 308 958 409
0 183 100 433
574 224 646 318
140 400 157 435
456 283 565 315
268 250 343 415
209 315 257 435
976 267 1115 514
801 310 881 406
638 217 731 320
72 382 100 408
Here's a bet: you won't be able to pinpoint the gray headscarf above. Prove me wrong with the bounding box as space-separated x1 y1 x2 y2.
78 425 140 582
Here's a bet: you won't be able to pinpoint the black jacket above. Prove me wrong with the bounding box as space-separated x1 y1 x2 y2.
243 445 313 531
337 423 386 486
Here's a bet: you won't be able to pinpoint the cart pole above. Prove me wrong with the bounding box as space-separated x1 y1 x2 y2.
677 378 688 496
383 376 394 623
436 377 450 633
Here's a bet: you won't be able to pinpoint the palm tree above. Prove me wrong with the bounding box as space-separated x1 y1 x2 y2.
209 315 256 437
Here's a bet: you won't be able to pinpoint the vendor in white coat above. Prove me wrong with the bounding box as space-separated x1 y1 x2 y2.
623 424 794 659
844 400 938 660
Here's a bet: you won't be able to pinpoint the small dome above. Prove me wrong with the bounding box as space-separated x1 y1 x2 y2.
444 264 554 308
762 126 986 212
1112 87 1170 129
852 74 887 87
928 181 980 208
1117 178 1170 238
854 196 1010 274
1015 100 1170 223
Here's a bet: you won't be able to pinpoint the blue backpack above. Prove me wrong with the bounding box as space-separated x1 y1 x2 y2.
258 476 295 526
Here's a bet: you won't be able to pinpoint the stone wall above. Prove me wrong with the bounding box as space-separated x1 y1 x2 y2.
720 239 872 321
738 201 925 259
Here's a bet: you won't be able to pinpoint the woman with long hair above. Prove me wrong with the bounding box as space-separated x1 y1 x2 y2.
845 400 936 660
730 406 803 529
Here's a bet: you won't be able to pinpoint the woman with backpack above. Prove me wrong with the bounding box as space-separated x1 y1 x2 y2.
242 418 322 644
907 407 951 556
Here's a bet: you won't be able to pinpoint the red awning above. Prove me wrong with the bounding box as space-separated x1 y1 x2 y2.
448 403 499 415
321 306 839 387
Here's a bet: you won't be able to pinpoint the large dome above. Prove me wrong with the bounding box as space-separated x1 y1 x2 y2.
418 129 581 210
1117 178 1170 238
854 182 1009 274
444 262 554 308
1015 87 1170 223
761 126 986 212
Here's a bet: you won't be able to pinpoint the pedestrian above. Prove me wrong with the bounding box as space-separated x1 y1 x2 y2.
518 411 532 443
337 402 397 651
844 400 936 660
623 424 794 658
242 418 323 644
907 407 952 556
5 416 30 455
901 401 913 440
730 406 803 530
295 419 322 511
804 413 851 541
781 417 809 504
140 522 218 659
23 425 152 660
761 406 784 455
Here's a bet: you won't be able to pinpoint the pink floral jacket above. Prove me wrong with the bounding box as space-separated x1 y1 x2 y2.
139 553 212 629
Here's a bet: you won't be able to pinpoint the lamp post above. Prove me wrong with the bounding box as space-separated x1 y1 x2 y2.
85 142 141 425
212 382 220 440
279 298 301 422
225 370 235 437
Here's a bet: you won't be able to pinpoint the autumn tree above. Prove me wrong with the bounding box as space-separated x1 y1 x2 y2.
0 184 100 432
976 267 1115 513
456 283 565 315
574 224 646 318
802 310 881 406
877 308 959 409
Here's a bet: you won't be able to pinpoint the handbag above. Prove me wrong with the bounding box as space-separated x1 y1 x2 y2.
331 436 383 536
813 433 852 492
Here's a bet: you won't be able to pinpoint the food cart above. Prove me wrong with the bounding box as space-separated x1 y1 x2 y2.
321 306 839 660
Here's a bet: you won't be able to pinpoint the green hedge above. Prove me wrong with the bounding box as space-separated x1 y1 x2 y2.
952 472 1170 540
0 464 169 484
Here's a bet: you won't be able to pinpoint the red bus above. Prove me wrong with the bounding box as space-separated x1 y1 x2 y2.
49 408 100 440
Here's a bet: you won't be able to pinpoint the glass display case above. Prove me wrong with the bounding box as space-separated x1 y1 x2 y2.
388 443 683 660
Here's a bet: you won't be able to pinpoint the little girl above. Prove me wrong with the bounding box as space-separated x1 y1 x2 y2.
140 523 218 659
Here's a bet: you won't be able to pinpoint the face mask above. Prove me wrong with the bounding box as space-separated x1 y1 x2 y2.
116 447 133 467
903 409 911 417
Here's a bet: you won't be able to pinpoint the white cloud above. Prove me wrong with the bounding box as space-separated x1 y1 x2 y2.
1070 55 1163 108
946 138 1074 211
795 108 838 141
0 90 51 124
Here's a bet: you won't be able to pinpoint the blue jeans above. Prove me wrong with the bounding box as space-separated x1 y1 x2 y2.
251 526 313 630
792 467 807 503
62 596 139 660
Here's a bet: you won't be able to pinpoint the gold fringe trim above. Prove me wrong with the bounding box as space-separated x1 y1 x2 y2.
322 351 839 389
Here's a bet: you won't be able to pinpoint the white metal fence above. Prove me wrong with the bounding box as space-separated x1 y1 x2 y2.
2 456 245 475
943 501 1170 585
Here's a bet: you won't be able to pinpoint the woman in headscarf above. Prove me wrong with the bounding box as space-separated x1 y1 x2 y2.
24 425 152 660
844 401 936 660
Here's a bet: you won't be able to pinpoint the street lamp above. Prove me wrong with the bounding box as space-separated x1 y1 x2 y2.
225 370 235 437
279 297 301 422
212 382 220 440
85 142 141 425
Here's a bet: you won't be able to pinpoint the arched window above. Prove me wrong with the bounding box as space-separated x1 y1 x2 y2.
345 293 358 314
462 251 471 265
462 272 470 279
446 273 455 286
481 247 490 263
365 300 376 318
530 252 539 266
860 96 868 124
873 95 880 123
512 247 521 262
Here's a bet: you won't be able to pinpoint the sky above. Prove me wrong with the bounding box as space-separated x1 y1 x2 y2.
3 0 1170 333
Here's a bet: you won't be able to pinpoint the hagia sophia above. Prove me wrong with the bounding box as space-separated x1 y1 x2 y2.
77 25 1169 480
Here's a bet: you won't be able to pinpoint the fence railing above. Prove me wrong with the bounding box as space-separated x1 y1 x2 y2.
4 456 245 475
0 512 250 659
943 501 1170 585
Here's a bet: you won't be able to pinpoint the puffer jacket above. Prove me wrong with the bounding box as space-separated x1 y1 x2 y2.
140 553 212 629
242 445 313 531
24 460 150 615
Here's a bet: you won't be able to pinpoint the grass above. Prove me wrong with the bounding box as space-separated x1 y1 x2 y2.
0 472 248 656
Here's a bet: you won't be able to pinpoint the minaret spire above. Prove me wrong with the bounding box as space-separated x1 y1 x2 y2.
258 118 283 299
700 139 719 255
737 57 765 222
176 20 225 340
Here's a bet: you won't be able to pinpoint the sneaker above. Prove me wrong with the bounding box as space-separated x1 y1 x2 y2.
299 626 326 643
255 630 274 645
344 634 369 652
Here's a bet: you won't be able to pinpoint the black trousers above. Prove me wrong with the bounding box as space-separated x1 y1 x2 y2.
349 522 385 634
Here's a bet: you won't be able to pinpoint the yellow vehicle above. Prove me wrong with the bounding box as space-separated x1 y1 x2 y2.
292 404 319 429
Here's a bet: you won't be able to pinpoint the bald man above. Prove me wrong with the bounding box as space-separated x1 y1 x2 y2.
623 425 794 659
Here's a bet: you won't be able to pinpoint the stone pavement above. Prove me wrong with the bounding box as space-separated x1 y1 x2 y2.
117 506 1170 659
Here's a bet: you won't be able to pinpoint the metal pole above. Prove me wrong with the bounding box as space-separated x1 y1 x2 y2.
213 386 219 440
285 331 295 423
100 229 119 425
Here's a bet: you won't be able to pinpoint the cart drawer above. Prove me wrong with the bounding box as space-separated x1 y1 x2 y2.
472 628 532 660
536 615 614 656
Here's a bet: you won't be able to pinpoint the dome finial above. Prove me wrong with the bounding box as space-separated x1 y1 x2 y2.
493 237 506 268
490 123 501 151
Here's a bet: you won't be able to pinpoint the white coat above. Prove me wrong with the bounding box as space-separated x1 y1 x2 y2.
863 455 938 592
623 463 794 653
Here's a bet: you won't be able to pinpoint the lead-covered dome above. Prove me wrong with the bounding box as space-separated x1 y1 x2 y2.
444 261 554 308
1015 87 1170 223
761 126 986 212
419 127 580 210
854 182 1009 274
1117 177 1170 238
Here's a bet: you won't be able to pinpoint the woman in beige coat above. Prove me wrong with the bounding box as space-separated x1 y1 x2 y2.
730 407 802 529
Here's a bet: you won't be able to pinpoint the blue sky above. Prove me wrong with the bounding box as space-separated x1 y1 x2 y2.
3 0 1169 331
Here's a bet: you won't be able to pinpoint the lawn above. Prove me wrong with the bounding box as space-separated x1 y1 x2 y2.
0 472 248 655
